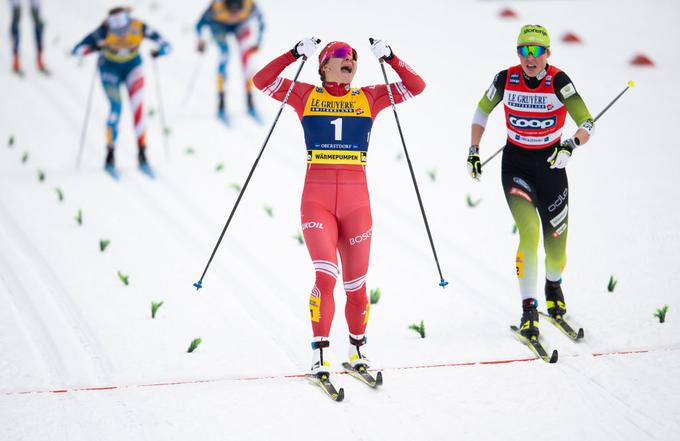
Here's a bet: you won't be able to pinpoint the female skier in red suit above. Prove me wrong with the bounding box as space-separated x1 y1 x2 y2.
253 37 425 378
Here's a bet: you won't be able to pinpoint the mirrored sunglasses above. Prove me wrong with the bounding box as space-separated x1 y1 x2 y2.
330 46 357 61
517 45 547 57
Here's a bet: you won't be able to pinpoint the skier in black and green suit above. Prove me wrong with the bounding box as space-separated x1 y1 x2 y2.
466 25 594 338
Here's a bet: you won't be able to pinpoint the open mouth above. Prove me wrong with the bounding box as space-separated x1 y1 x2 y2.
341 65 353 74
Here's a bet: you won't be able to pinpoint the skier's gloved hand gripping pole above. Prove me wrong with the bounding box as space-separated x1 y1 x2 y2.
369 37 448 288
193 38 321 290
478 80 636 170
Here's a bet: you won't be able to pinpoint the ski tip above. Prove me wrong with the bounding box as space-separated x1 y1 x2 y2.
577 328 585 340
104 166 121 181
375 371 383 386
439 278 449 288
369 37 375 44
139 164 156 179
549 350 559 364
628 80 636 88
247 109 263 125
217 112 231 127
335 387 345 402
193 280 203 290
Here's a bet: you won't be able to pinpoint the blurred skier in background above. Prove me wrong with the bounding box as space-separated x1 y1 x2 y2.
71 6 170 179
195 0 265 124
466 25 594 340
9 0 48 75
253 38 425 383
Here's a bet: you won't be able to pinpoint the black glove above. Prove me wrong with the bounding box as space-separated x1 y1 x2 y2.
547 137 578 169
467 145 482 181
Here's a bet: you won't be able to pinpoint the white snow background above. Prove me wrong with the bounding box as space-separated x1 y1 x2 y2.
1 0 679 439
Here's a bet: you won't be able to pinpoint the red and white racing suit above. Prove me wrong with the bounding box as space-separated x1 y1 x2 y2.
253 50 425 340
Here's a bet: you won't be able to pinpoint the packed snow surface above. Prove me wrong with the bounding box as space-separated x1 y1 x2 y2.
1 0 679 439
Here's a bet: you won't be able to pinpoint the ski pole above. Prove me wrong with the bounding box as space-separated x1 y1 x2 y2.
481 80 636 167
180 53 206 109
369 38 448 288
193 50 314 290
76 62 98 169
151 56 171 160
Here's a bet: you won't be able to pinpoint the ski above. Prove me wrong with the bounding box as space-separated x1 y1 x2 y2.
104 164 121 181
217 111 231 127
138 163 156 179
305 373 344 402
342 362 383 388
510 325 558 363
247 107 263 125
539 312 584 341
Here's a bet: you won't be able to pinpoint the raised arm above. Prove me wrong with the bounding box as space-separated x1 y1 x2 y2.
362 40 426 117
252 40 318 118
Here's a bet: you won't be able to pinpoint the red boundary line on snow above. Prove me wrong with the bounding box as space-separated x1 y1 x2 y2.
0 348 664 396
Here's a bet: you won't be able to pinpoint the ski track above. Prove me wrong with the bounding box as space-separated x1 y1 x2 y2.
8 48 309 379
123 172 307 370
560 360 661 439
238 116 519 326
0 239 69 386
0 199 113 387
0 59 627 391
2 2 679 439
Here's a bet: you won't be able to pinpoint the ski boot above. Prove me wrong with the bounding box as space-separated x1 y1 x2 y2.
310 338 331 377
12 53 22 76
344 335 382 386
217 92 230 125
104 147 120 179
545 279 567 319
519 298 539 339
306 338 344 400
347 335 371 369
37 52 50 75
138 147 155 178
246 91 262 124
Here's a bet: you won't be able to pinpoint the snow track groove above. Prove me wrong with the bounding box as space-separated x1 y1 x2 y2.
0 199 113 388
